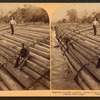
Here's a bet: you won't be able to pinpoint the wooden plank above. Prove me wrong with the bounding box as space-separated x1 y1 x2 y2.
30 47 50 60
0 40 18 52
69 47 100 81
15 29 46 37
22 66 40 79
0 68 23 90
40 78 50 89
30 52 50 66
61 28 100 48
72 43 97 65
0 55 7 64
0 80 10 90
78 76 91 90
80 32 100 43
0 42 50 83
0 37 50 66
3 34 32 46
20 27 49 34
35 44 50 54
0 41 50 67
25 60 47 75
73 40 98 56
38 42 50 48
58 30 100 81
14 34 35 43
41 40 50 45
25 60 49 80
3 62 34 88
64 53 91 90
22 66 50 89
29 56 49 70
15 32 43 40
0 49 10 60
0 40 50 69
57 27 99 55
0 48 49 89
0 36 21 46
16 28 48 37
74 34 100 47
55 27 99 89
61 46 100 90
0 42 18 54
29 83 48 90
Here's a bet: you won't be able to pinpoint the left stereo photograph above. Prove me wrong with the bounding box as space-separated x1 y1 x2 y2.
0 4 50 90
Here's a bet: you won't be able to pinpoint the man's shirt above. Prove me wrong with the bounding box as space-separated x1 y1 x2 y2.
10 19 16 25
93 20 99 25
20 48 29 58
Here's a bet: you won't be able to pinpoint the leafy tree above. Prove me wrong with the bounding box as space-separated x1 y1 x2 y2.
1 5 49 23
94 13 100 23
66 9 78 23
62 18 67 23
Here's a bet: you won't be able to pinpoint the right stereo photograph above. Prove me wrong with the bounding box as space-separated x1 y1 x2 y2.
51 3 100 90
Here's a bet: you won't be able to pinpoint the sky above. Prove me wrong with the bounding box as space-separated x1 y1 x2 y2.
51 3 100 22
0 4 24 15
0 4 39 16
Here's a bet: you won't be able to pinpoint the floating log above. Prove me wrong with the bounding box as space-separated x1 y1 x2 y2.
35 44 50 54
17 31 47 38
62 46 100 90
38 42 50 48
0 36 21 46
30 52 50 66
22 66 50 89
0 68 24 90
61 51 91 90
0 80 10 91
20 27 49 34
0 24 50 90
3 62 35 89
16 28 48 37
25 60 47 75
3 34 32 46
58 36 100 81
56 25 100 90
30 47 50 60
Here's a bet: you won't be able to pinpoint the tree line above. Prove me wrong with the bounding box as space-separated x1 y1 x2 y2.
57 9 100 24
0 5 49 23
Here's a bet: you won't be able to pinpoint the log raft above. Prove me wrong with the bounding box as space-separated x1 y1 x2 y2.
0 24 50 90
55 23 100 90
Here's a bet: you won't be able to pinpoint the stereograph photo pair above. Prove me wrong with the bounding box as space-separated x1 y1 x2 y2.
0 3 99 92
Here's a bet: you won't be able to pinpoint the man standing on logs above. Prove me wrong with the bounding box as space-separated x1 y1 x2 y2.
96 54 100 68
96 58 100 68
14 43 30 70
92 18 99 36
9 17 16 35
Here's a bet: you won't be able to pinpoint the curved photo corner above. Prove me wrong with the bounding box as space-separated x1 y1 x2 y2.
51 3 100 90
0 4 50 91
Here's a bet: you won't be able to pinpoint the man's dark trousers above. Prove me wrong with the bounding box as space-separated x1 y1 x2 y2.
14 57 20 68
93 25 96 36
96 58 100 68
10 24 14 35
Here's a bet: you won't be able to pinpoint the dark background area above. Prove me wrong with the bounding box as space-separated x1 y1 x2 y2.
0 97 100 100
0 0 99 2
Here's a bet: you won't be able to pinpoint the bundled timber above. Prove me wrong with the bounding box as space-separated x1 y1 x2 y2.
0 24 50 90
55 23 100 90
